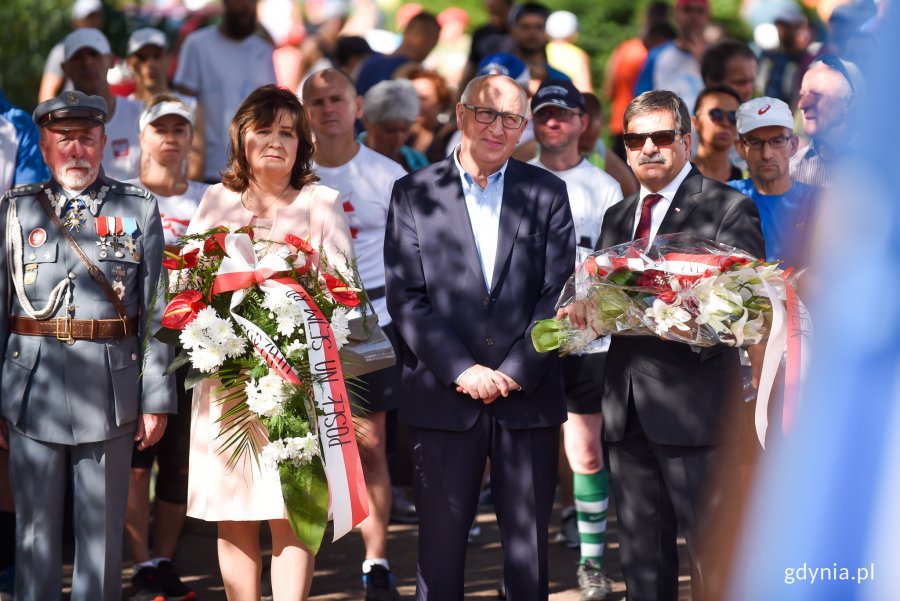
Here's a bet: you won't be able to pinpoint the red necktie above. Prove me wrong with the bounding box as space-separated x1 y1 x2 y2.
634 193 663 243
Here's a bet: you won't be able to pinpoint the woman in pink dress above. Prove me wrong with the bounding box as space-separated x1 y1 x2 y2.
184 85 354 600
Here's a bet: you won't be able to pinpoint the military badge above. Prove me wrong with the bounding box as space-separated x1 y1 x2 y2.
28 228 47 248
122 217 141 261
65 91 79 106
95 216 112 258
113 264 127 299
24 264 38 286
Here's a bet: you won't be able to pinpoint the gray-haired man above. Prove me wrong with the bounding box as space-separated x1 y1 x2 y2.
0 91 175 601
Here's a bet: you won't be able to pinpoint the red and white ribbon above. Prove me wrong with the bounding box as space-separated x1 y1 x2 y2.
212 233 369 539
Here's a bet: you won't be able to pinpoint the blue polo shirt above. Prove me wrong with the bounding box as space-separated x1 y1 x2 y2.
728 178 819 269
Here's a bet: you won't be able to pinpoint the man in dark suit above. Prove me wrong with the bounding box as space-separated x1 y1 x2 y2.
384 74 575 601
570 90 765 601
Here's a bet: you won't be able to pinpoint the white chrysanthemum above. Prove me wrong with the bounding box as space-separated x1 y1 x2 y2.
222 336 248 359
283 433 319 465
284 339 307 357
192 306 219 330
206 315 236 342
189 346 226 373
179 320 207 350
276 315 296 337
245 373 289 418
330 307 350 349
261 440 287 471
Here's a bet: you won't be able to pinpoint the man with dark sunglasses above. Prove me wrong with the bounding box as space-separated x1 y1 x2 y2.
791 54 864 188
691 85 743 182
564 89 763 601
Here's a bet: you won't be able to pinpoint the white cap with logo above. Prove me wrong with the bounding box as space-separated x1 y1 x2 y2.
139 99 196 132
736 96 794 135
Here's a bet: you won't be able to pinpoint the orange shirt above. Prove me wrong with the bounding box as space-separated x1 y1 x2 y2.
606 38 647 135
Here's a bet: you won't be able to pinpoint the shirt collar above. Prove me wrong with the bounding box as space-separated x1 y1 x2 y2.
639 161 693 203
453 146 509 191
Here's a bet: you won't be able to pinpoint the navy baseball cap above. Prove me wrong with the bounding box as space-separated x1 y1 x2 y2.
477 52 531 88
531 79 585 114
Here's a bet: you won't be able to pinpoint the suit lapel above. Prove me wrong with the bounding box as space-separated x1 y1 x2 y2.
433 157 487 289
490 161 527 289
657 167 701 236
606 194 640 247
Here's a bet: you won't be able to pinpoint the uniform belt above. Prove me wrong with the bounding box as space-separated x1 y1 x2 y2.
9 315 138 341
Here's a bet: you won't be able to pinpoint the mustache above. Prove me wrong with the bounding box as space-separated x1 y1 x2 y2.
65 159 93 170
637 153 666 165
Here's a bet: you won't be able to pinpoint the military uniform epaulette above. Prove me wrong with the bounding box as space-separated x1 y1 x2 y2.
5 181 50 198
109 181 155 201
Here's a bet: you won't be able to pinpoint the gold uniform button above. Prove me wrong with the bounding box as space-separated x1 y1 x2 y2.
68 272 76 280
11 351 19 358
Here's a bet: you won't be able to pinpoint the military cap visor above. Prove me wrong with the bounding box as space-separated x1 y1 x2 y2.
34 91 108 128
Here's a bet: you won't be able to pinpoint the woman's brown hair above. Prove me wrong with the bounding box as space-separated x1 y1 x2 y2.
221 84 319 192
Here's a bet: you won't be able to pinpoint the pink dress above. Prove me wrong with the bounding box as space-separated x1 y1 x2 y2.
184 183 355 522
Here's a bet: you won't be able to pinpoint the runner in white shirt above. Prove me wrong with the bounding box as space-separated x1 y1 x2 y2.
528 79 621 600
174 0 277 183
123 95 207 601
59 27 143 181
303 68 408 600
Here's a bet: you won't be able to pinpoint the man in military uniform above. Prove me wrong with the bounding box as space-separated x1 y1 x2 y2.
0 91 175 600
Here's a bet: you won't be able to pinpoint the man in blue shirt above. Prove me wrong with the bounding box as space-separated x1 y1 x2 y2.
0 91 49 194
729 96 818 269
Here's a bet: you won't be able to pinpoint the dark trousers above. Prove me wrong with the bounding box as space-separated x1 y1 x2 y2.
609 401 737 601
409 411 559 601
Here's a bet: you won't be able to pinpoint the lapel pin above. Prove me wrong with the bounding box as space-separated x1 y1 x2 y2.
674 207 681 213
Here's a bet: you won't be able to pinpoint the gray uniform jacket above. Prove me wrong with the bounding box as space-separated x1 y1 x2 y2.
0 173 176 445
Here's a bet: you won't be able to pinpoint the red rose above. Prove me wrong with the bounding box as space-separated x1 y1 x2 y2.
161 290 206 330
720 256 751 271
323 273 360 307
285 234 317 255
637 269 668 289
582 256 598 276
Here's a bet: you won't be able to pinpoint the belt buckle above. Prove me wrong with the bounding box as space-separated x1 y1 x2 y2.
56 317 75 344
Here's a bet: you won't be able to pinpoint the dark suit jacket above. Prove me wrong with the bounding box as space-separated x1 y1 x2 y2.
597 166 765 446
385 156 575 432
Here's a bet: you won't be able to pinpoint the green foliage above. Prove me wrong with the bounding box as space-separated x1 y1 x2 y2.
280 457 330 555
0 0 71 111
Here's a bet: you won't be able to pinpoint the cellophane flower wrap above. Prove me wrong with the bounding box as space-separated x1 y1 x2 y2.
532 233 787 354
154 225 369 554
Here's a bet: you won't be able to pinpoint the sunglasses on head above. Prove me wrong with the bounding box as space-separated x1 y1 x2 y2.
812 54 856 94
705 108 737 125
622 129 684 150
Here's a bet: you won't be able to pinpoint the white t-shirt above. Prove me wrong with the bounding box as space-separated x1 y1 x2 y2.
174 27 277 181
129 179 209 248
528 157 623 255
653 43 703 117
103 96 144 181
314 145 406 326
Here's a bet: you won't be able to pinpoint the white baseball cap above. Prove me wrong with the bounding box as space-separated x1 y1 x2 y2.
736 97 794 135
71 0 102 21
128 27 168 56
64 27 111 61
139 99 196 132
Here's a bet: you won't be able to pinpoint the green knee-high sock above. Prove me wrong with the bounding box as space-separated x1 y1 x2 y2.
574 469 609 567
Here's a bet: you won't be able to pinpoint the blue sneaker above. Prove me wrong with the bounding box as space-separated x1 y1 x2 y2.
362 564 400 601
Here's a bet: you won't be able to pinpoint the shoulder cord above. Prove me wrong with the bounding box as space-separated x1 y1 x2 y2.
6 198 71 319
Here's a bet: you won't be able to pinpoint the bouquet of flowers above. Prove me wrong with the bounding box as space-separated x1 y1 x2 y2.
155 226 368 554
532 234 788 354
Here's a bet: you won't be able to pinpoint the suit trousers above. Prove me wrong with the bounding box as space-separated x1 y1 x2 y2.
9 427 133 601
608 399 737 601
409 411 559 601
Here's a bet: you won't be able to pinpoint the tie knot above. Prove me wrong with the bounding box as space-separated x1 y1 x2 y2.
642 193 663 209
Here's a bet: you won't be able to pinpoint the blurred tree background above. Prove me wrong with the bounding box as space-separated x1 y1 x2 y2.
0 0 746 113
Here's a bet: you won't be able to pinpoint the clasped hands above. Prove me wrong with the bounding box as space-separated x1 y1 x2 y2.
456 364 521 404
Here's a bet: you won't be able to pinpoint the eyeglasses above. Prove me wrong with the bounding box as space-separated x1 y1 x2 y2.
622 129 684 150
812 54 856 94
533 108 583 124
462 104 526 129
705 108 737 126
740 135 791 150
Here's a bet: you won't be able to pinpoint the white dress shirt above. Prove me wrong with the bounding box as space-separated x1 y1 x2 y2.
453 148 509 291
632 161 693 243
